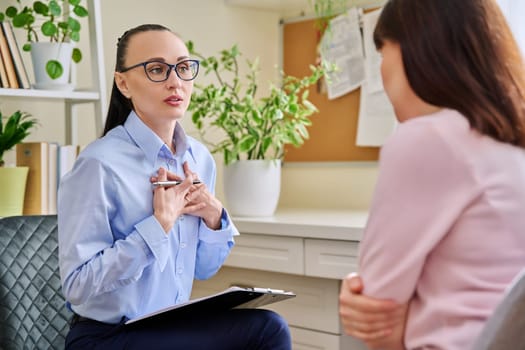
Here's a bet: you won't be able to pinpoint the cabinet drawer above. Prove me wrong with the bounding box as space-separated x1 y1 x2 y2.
192 266 341 334
225 233 304 274
305 239 359 279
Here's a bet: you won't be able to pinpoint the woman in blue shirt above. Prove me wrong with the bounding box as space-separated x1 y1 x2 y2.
58 24 291 350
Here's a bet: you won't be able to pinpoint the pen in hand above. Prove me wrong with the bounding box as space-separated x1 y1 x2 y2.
152 180 202 188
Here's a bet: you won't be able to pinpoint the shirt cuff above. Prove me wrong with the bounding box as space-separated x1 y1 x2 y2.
200 208 238 244
134 215 169 271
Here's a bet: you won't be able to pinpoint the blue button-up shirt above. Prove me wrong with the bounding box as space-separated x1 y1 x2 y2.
58 111 237 324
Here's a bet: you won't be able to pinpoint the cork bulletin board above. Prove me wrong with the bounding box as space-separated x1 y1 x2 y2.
282 18 380 162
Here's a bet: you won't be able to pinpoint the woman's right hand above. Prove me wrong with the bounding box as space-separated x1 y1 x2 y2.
152 167 204 233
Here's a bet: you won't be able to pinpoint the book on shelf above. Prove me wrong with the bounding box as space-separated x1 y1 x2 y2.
1 22 30 89
48 143 59 215
125 286 296 326
0 48 8 88
58 144 78 182
16 142 80 215
16 142 49 215
0 22 19 89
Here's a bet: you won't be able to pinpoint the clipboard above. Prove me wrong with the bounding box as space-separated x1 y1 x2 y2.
125 286 296 326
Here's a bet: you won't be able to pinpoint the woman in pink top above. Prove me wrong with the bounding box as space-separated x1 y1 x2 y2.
338 0 525 349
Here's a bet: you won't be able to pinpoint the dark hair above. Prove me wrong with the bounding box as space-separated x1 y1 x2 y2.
374 0 525 147
103 24 173 136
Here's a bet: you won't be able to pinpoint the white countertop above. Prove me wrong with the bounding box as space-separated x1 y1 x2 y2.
232 208 368 241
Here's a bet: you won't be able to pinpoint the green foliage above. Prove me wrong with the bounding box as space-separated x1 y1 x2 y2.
0 110 38 166
187 42 327 165
0 0 88 79
309 0 348 34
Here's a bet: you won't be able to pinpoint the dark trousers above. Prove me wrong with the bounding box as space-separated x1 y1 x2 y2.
65 309 292 350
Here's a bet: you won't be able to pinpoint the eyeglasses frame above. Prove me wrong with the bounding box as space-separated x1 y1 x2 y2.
119 59 200 82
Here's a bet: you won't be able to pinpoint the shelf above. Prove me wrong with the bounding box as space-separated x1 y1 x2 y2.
0 0 107 145
224 0 386 15
0 87 100 101
224 0 309 13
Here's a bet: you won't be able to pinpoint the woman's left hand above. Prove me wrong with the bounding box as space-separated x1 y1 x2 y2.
340 273 407 350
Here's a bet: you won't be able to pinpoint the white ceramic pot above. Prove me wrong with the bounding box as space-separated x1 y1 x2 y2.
223 159 281 217
30 42 74 90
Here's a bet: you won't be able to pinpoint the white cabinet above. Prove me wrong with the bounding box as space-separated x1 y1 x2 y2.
305 239 359 279
0 0 106 145
191 209 369 350
226 233 305 274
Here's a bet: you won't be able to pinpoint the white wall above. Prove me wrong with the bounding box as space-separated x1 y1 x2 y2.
2 0 377 210
497 0 525 56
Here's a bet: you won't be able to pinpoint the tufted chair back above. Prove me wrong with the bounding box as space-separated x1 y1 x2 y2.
471 268 525 350
0 215 71 349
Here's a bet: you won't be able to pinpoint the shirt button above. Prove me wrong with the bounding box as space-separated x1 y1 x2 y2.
177 268 183 274
180 215 185 221
181 243 187 248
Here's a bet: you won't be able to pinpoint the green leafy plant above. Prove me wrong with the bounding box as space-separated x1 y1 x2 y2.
309 0 348 34
309 0 386 35
187 42 327 165
0 110 38 167
0 0 88 79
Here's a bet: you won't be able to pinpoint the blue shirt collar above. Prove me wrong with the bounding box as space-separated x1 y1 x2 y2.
123 111 196 166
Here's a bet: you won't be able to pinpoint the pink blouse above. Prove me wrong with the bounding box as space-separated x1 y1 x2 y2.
359 109 525 349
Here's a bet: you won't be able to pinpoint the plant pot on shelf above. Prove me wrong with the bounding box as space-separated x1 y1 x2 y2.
30 42 74 91
223 160 281 217
0 166 29 217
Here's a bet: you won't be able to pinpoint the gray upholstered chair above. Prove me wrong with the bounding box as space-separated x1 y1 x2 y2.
471 268 525 350
0 215 71 349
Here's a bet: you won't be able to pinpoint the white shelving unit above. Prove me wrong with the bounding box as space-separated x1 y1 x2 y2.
0 0 106 146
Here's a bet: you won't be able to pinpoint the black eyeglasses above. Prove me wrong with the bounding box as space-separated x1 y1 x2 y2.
120 59 200 82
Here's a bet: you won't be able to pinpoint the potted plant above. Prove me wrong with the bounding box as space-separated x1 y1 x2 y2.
0 109 38 216
0 0 88 89
187 42 326 216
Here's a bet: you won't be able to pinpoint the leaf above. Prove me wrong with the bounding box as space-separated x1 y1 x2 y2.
237 135 257 153
41 21 58 37
224 149 236 165
70 31 80 42
186 40 194 52
260 136 273 156
68 17 81 32
12 13 31 28
48 0 61 16
302 89 310 100
296 123 309 139
303 100 317 111
33 1 49 15
0 110 38 165
250 109 262 123
46 60 63 79
72 48 82 63
5 6 18 18
73 5 88 17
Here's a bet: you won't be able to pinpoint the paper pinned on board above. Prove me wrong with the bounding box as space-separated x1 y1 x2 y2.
320 7 365 100
356 8 398 147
